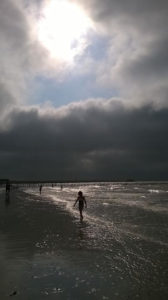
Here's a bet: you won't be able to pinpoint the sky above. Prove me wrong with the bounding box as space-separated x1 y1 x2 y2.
0 0 168 181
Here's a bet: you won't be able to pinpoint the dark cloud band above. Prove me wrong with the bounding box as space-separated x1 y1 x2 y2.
0 100 167 180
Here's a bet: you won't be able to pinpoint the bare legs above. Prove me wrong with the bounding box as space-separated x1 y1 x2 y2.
79 209 83 220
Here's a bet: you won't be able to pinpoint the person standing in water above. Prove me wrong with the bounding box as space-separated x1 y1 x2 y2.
39 184 43 194
74 191 87 220
6 182 10 194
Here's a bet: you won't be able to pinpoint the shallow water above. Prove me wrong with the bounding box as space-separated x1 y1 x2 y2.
0 182 168 299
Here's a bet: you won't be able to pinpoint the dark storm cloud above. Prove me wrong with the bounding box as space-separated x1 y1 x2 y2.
0 100 168 180
0 0 168 181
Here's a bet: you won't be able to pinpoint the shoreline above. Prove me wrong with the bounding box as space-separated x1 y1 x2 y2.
0 187 168 299
0 189 112 299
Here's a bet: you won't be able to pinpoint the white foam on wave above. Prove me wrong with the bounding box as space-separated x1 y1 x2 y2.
148 189 160 193
23 188 40 196
45 192 128 248
23 185 168 249
112 196 168 214
48 194 80 219
47 192 113 226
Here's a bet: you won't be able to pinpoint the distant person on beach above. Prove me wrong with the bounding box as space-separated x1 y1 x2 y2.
39 184 42 194
5 192 10 206
6 182 10 194
74 191 87 220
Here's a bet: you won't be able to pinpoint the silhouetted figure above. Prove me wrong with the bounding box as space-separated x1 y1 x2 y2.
5 192 10 206
6 182 10 194
39 184 43 194
74 191 87 220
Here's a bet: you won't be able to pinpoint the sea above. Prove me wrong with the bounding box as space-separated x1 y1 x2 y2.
0 181 168 299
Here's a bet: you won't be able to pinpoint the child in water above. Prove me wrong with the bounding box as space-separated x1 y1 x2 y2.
74 191 87 220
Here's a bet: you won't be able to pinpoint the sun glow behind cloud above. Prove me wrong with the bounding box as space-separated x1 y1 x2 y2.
37 0 94 63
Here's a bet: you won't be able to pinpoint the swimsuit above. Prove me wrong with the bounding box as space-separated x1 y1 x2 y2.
78 197 85 210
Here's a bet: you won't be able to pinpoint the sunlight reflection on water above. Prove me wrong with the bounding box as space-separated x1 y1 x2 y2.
0 182 168 299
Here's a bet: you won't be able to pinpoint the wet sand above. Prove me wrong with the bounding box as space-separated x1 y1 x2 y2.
0 189 111 299
0 187 168 299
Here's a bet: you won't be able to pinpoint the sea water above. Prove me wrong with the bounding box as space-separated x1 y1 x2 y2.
0 182 168 299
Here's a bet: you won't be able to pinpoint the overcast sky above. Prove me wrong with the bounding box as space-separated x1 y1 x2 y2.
0 0 168 181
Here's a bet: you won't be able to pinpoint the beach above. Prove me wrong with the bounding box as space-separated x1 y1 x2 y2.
0 182 168 299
